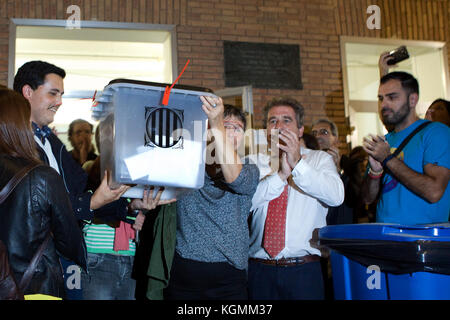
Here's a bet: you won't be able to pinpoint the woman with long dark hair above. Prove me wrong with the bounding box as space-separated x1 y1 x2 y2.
0 88 86 298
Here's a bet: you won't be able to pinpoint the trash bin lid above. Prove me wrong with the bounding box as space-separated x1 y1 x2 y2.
319 223 450 242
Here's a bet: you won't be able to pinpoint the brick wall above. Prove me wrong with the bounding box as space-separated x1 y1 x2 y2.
0 0 448 153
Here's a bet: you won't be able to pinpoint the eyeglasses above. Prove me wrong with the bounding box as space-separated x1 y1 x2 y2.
224 122 244 133
311 128 330 137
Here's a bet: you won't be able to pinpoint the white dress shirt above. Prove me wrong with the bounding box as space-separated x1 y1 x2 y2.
248 147 344 259
34 135 60 174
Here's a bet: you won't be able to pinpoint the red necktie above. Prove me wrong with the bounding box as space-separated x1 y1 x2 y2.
263 185 289 258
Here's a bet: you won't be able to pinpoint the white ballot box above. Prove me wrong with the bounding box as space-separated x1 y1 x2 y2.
92 79 216 199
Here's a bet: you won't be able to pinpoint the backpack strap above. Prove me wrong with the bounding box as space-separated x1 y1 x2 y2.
18 233 52 293
0 163 41 204
0 162 50 294
383 121 432 167
393 121 432 157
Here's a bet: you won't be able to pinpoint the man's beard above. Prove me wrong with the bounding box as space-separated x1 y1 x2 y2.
381 100 410 126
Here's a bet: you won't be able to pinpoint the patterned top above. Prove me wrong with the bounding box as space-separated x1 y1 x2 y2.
175 161 260 270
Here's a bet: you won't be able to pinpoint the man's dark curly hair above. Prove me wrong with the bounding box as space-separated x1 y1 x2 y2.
13 60 66 94
380 71 419 96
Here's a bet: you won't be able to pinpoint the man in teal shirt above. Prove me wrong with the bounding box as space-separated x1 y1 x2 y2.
362 72 450 225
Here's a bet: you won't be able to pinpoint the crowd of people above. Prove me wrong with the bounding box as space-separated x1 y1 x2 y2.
0 55 449 300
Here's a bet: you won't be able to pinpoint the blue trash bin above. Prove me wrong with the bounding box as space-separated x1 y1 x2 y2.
318 223 450 300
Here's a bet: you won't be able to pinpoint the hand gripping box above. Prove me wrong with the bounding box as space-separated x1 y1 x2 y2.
92 79 216 199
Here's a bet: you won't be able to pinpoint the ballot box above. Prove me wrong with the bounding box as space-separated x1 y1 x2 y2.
92 79 216 199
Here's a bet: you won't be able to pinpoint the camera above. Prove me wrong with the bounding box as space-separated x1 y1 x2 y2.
387 46 410 65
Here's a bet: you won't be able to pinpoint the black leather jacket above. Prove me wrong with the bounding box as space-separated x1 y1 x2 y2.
0 155 87 298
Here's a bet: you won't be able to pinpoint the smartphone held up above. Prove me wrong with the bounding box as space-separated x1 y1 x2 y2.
387 46 410 65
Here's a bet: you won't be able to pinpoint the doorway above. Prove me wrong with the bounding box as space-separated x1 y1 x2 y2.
9 19 177 148
341 37 449 149
216 86 264 157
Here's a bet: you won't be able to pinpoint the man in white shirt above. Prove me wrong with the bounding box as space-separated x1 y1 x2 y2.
248 97 344 300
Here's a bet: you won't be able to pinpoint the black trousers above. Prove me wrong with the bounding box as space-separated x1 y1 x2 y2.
248 259 324 300
164 253 248 300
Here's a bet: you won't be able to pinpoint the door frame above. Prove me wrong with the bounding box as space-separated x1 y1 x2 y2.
340 36 449 148
215 85 257 155
8 18 178 92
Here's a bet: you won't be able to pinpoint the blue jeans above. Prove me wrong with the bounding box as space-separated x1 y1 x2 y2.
81 253 136 300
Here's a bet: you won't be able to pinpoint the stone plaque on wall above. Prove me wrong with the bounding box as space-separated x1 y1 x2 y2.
223 41 302 90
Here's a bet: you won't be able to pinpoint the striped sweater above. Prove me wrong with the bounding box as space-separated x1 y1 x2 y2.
83 223 136 256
